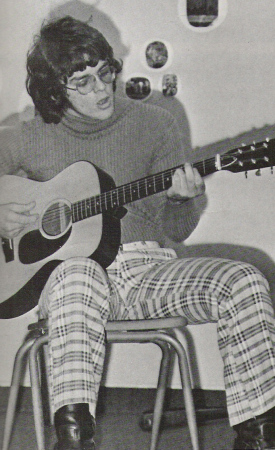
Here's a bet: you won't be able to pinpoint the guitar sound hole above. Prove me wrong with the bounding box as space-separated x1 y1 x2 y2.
42 201 71 237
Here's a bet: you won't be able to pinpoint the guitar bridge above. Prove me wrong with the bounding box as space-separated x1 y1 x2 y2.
1 238 14 262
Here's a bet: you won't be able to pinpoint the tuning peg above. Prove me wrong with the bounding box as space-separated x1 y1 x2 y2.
266 137 270 142
255 169 261 176
271 166 274 175
245 171 248 178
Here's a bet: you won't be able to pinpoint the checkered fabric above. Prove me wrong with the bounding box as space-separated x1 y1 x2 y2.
38 242 275 426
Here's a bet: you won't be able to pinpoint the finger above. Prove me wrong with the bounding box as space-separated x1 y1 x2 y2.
170 169 187 195
10 210 38 226
11 201 36 213
173 169 184 187
183 163 195 182
193 168 205 193
2 224 25 239
10 226 25 238
185 164 203 190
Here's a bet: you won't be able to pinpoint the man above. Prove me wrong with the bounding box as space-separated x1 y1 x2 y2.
0 16 274 450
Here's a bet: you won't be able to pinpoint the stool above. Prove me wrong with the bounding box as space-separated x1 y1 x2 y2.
2 317 199 450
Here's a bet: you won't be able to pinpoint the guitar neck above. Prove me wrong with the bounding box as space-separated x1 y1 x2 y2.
71 157 217 223
71 136 275 223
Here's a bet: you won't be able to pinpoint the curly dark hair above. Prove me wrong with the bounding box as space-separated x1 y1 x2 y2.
26 16 123 124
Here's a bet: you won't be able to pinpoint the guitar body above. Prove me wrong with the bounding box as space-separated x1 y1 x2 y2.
0 137 274 318
0 161 121 318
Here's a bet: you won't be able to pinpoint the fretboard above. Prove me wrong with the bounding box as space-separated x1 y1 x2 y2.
71 156 217 223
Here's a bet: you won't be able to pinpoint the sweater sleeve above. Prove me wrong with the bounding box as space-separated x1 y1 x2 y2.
0 125 23 176
162 198 201 242
149 110 202 242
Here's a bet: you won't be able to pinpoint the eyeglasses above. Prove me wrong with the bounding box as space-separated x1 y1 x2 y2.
66 64 114 95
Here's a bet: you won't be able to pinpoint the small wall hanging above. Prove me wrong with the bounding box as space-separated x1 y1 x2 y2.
162 74 178 97
125 76 151 100
145 41 168 69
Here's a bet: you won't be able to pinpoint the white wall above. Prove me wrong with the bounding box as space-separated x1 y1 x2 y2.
1 0 275 389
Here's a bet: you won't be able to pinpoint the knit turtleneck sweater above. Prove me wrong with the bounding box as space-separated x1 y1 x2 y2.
0 96 200 246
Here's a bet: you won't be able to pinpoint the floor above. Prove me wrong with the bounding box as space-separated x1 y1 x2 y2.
0 386 236 449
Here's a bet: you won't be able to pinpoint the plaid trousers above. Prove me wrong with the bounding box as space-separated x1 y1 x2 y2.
39 241 275 426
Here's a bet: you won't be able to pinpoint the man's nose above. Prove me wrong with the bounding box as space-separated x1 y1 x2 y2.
93 75 106 92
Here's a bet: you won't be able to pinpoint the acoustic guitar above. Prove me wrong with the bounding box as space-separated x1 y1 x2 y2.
0 138 274 318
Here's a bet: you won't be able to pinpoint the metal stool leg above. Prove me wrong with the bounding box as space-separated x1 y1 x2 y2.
162 333 199 450
2 337 36 450
108 329 199 449
149 341 171 450
29 334 49 450
42 344 54 426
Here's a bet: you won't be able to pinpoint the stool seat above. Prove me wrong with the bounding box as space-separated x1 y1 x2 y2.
106 317 188 332
28 316 188 333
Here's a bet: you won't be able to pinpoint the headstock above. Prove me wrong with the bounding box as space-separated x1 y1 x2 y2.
219 138 275 174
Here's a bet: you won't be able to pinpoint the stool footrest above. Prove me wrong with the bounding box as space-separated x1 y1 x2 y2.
140 406 228 431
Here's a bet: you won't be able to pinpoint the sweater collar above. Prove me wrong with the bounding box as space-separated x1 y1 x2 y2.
61 96 132 135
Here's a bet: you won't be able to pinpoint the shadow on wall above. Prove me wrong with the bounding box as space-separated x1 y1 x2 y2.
170 241 275 385
175 242 275 307
1 0 193 159
1 1 275 306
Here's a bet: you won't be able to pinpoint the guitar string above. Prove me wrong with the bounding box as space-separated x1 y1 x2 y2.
40 144 271 226
39 153 264 225
40 158 217 226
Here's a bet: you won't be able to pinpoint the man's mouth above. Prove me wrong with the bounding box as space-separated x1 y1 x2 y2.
97 96 111 108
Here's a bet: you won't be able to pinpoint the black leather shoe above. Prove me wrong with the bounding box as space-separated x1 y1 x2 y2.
53 404 95 450
233 416 275 449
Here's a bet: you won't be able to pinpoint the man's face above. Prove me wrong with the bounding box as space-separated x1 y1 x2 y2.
66 60 115 120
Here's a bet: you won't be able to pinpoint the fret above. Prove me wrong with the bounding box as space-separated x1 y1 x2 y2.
93 196 98 214
135 183 140 200
168 170 173 189
79 201 83 220
75 203 79 222
96 195 102 214
139 181 147 199
104 192 108 210
86 199 91 218
72 205 76 222
79 202 83 220
84 199 88 218
162 171 172 190
147 177 155 195
94 198 98 215
110 189 118 208
131 183 138 201
77 201 82 221
153 175 156 193
161 172 165 190
80 201 85 220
